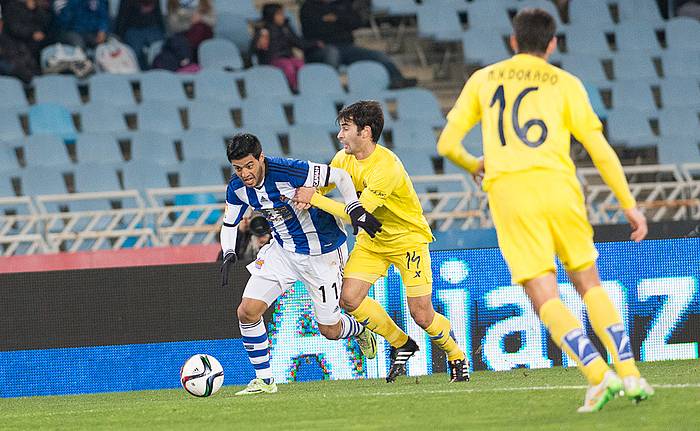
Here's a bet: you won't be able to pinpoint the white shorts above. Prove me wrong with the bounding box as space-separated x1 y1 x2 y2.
244 240 348 325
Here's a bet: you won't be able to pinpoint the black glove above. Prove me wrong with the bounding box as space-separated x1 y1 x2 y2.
345 201 382 238
220 251 237 288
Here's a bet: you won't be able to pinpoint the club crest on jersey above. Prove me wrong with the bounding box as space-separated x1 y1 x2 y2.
563 329 600 366
255 258 264 269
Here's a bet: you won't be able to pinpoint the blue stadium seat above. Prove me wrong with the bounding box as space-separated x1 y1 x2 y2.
20 165 67 195
0 76 28 109
178 159 227 186
20 134 71 167
33 75 82 109
465 1 512 34
243 65 293 104
565 25 612 58
298 64 346 102
606 108 656 148
561 55 609 86
372 0 419 15
659 78 700 109
293 96 338 131
0 169 16 197
391 122 437 151
657 136 700 164
662 50 700 79
188 101 236 133
516 0 564 28
0 109 25 142
73 162 122 192
180 129 227 162
215 12 252 55
0 145 19 171
613 52 659 81
416 5 463 42
583 82 608 120
462 31 510 65
79 102 129 134
243 125 285 155
28 104 77 142
89 73 137 107
568 0 614 29
617 0 664 25
137 102 184 134
130 131 178 164
75 133 123 163
139 70 188 103
121 160 173 190
214 0 258 19
657 108 700 138
347 61 391 96
665 17 700 52
615 23 661 53
611 81 657 112
401 150 438 176
394 88 445 128
193 69 242 106
241 99 288 131
199 38 244 71
287 125 338 163
433 228 499 250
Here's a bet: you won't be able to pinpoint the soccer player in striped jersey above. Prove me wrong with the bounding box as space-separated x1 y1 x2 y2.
293 101 471 383
437 9 653 412
220 133 381 395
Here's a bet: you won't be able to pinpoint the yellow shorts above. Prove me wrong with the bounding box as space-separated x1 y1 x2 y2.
344 242 433 297
487 171 598 285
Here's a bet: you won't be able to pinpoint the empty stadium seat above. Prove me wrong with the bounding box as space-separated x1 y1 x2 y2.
89 74 137 107
400 150 438 176
129 131 178 164
215 12 252 55
20 134 72 167
33 75 82 109
657 108 700 138
0 169 16 197
613 52 659 81
298 64 346 102
606 109 656 148
137 102 184 134
462 31 510 65
465 1 512 34
121 160 173 190
395 88 445 128
20 166 67 195
241 99 288 131
516 0 565 28
178 159 227 186
214 0 258 20
372 0 419 15
416 5 463 42
665 17 700 52
75 133 123 164
80 102 129 134
568 0 614 29
287 125 338 162
662 50 700 79
615 23 661 53
565 25 612 58
583 82 608 120
293 96 338 131
561 55 609 85
0 145 19 171
193 69 242 107
659 78 700 109
657 136 700 164
73 162 122 193
199 38 244 71
617 0 665 25
188 101 236 133
611 81 657 112
139 70 188 103
0 76 29 109
180 129 228 162
242 125 285 155
243 65 293 103
28 104 78 142
0 109 25 142
391 122 437 151
347 61 391 96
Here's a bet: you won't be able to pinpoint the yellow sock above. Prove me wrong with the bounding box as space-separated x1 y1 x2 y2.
584 286 640 378
350 297 409 348
539 298 610 385
425 313 465 361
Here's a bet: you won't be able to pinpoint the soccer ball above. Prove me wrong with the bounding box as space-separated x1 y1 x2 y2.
180 354 224 397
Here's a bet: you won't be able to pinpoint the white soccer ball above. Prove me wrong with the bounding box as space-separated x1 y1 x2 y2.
180 354 224 397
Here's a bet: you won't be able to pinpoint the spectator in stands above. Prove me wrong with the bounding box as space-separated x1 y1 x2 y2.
0 3 41 82
2 0 51 62
300 0 416 89
53 0 110 50
166 0 214 56
675 0 700 19
234 213 272 261
252 3 318 92
115 0 165 69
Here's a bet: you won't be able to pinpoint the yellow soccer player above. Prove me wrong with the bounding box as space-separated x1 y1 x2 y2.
292 100 470 383
437 8 654 412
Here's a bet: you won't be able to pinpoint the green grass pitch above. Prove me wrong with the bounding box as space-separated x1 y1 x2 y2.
1 360 698 430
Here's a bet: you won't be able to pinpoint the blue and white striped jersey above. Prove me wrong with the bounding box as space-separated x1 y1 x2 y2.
223 157 346 256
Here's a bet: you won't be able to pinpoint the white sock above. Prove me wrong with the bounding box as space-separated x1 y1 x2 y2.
338 313 365 339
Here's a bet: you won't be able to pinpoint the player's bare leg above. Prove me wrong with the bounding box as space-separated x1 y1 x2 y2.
524 273 621 412
408 293 469 382
236 298 278 395
340 277 415 381
569 265 654 403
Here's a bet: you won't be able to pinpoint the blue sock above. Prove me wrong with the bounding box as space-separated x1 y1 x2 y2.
240 318 273 381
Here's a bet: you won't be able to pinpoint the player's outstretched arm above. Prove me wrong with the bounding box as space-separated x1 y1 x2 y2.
437 121 482 174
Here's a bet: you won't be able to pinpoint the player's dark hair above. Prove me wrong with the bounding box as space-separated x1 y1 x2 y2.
227 133 262 162
337 100 384 143
512 8 556 55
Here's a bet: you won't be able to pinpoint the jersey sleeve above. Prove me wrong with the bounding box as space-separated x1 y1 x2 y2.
279 158 333 188
359 160 402 213
224 184 249 227
317 152 344 195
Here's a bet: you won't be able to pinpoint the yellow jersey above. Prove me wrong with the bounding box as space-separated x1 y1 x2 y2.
324 145 434 252
438 53 635 209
